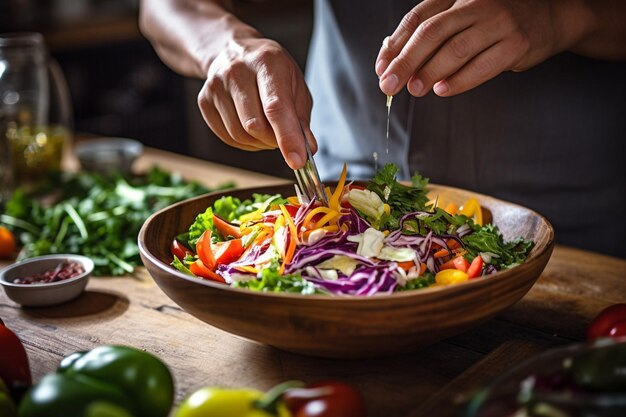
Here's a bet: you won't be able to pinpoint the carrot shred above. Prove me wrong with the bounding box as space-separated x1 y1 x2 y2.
279 204 299 274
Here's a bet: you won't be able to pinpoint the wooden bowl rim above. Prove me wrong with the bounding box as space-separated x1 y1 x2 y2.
138 182 555 303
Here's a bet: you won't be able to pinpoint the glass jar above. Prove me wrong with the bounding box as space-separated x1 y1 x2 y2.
0 32 72 203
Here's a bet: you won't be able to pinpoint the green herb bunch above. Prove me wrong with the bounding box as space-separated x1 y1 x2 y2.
0 167 233 276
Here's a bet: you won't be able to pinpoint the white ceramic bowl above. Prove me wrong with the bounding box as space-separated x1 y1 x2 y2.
75 137 144 175
0 254 94 307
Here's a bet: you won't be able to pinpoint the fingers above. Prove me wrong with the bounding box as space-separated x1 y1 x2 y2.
407 24 500 97
199 39 312 170
375 0 453 78
379 5 476 96
198 83 260 152
433 40 520 97
255 50 311 170
376 0 551 98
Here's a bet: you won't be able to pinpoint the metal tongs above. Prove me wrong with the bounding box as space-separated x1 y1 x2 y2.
294 124 328 206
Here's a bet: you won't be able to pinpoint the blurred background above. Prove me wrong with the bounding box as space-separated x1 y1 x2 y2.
0 0 313 179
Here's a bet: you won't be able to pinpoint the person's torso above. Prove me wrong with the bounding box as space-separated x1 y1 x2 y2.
307 0 626 257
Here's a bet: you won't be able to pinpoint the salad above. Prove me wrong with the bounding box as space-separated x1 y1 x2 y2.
170 164 534 296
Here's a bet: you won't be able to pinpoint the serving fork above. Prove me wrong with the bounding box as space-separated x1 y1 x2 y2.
294 124 328 205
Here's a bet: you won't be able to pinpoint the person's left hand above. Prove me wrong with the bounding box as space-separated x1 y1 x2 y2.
376 0 577 97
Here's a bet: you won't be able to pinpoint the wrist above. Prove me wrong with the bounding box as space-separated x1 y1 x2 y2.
548 0 596 55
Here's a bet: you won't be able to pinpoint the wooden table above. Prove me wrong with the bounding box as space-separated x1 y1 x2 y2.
2 148 625 417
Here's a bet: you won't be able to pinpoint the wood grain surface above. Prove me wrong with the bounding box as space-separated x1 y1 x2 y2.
1 147 625 417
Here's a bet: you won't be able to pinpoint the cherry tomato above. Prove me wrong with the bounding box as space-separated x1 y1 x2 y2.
467 255 484 279
608 321 626 339
0 320 32 399
0 226 16 259
587 304 626 340
171 239 192 260
435 269 469 285
283 381 367 417
439 256 470 273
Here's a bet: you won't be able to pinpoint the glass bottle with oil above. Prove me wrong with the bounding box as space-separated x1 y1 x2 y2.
0 32 72 200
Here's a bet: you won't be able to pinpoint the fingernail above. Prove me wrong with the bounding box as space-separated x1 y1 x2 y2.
408 78 424 96
375 59 388 77
379 74 398 94
434 81 449 96
287 152 303 170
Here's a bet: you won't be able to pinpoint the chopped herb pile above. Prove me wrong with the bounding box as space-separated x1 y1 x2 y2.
0 167 234 276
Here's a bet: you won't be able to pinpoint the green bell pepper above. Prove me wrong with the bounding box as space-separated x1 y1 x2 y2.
19 345 174 417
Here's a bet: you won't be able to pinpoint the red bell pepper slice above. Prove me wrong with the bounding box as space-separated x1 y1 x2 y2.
212 215 242 239
213 239 244 265
189 260 225 283
196 230 216 270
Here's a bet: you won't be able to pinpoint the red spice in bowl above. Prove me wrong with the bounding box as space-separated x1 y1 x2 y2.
13 261 85 285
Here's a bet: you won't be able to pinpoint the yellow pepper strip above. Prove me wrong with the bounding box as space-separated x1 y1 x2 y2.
459 197 483 226
302 206 341 230
279 204 299 274
252 227 272 246
435 269 469 285
444 202 458 215
286 196 301 206
235 265 258 274
313 211 342 229
239 210 263 224
328 163 347 211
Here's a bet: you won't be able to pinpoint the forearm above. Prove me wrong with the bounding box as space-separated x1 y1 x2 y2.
139 0 262 78
553 0 626 60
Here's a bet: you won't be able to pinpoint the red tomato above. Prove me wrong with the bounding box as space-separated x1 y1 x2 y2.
0 321 32 398
587 303 626 340
608 321 626 339
213 215 242 239
171 239 191 260
467 255 484 279
283 381 367 417
440 256 469 272
196 230 216 270
214 239 244 265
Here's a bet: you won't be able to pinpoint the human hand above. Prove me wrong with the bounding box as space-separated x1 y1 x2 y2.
376 0 578 97
198 37 314 169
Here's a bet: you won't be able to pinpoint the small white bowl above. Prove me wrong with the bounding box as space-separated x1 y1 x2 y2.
75 137 144 175
0 254 94 307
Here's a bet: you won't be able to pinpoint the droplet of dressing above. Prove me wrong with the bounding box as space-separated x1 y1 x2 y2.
385 95 393 154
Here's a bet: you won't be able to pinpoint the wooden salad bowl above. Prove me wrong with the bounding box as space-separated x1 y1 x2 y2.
138 183 555 358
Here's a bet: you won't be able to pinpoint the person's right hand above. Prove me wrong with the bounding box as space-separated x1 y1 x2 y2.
197 37 314 170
